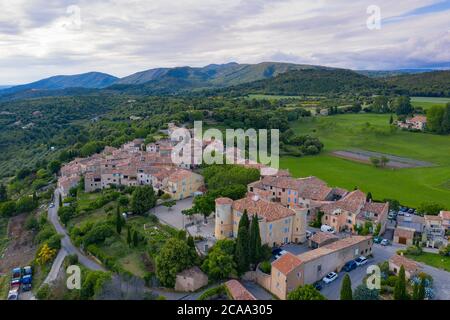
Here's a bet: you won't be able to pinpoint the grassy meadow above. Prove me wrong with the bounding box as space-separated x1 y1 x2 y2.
280 113 450 208
411 96 450 110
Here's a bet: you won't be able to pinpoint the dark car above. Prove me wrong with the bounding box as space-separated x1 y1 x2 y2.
313 282 323 291
272 248 282 256
343 260 357 272
373 236 383 244
22 283 32 292
408 208 415 214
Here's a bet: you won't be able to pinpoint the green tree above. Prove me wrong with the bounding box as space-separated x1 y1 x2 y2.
340 274 353 300
418 278 426 300
389 114 394 124
126 227 132 247
202 244 237 281
441 103 450 134
48 160 62 174
16 196 37 213
249 214 262 266
394 96 413 116
353 284 379 300
287 285 326 300
0 201 16 217
115 206 124 234
192 195 215 223
417 202 445 215
0 184 7 202
131 186 156 215
59 193 63 206
155 238 195 287
366 192 372 202
427 105 445 133
235 210 250 274
394 265 408 300
58 206 74 226
133 230 139 247
162 200 176 211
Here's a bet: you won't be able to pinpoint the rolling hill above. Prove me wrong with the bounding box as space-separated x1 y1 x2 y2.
0 72 118 96
212 68 388 96
384 70 450 97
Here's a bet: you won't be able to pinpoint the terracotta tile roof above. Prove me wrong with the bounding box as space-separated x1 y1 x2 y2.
215 197 233 205
232 195 295 222
297 235 372 263
225 280 256 300
297 176 332 200
424 215 443 222
271 252 302 275
310 231 338 245
394 227 415 239
408 115 427 123
440 211 450 220
261 175 298 190
362 202 389 215
168 169 193 181
389 254 422 274
321 190 366 214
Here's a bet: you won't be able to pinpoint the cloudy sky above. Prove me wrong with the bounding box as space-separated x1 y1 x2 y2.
0 0 449 84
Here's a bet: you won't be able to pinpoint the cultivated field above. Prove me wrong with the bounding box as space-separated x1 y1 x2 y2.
280 113 450 208
411 96 450 110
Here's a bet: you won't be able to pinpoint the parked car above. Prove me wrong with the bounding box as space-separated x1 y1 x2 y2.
373 236 383 244
49 203 55 208
397 211 405 216
313 282 323 291
408 208 415 214
22 283 32 292
343 260 357 272
381 239 391 246
320 225 335 234
306 230 313 239
355 256 368 266
12 267 22 280
7 287 19 300
275 250 288 259
322 272 338 284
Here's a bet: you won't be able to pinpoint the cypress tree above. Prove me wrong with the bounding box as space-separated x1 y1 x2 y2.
235 210 250 274
58 193 62 206
340 274 353 300
412 282 419 300
418 278 426 300
127 227 132 247
133 230 139 247
249 214 262 265
116 205 123 234
389 114 394 125
394 265 408 300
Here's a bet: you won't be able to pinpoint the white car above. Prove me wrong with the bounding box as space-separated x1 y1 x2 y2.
49 203 55 208
275 250 288 260
355 256 368 266
320 225 336 234
322 272 338 284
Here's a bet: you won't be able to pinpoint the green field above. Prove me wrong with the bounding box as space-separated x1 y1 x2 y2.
411 96 450 110
280 113 450 208
247 94 304 100
406 253 450 272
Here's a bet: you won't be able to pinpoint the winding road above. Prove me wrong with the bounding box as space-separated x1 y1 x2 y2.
43 189 105 285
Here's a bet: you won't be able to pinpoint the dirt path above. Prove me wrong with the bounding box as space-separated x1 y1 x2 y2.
331 149 435 168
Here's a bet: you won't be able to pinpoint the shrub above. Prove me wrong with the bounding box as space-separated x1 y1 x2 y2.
406 245 422 256
36 284 52 300
198 285 229 300
259 261 271 274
